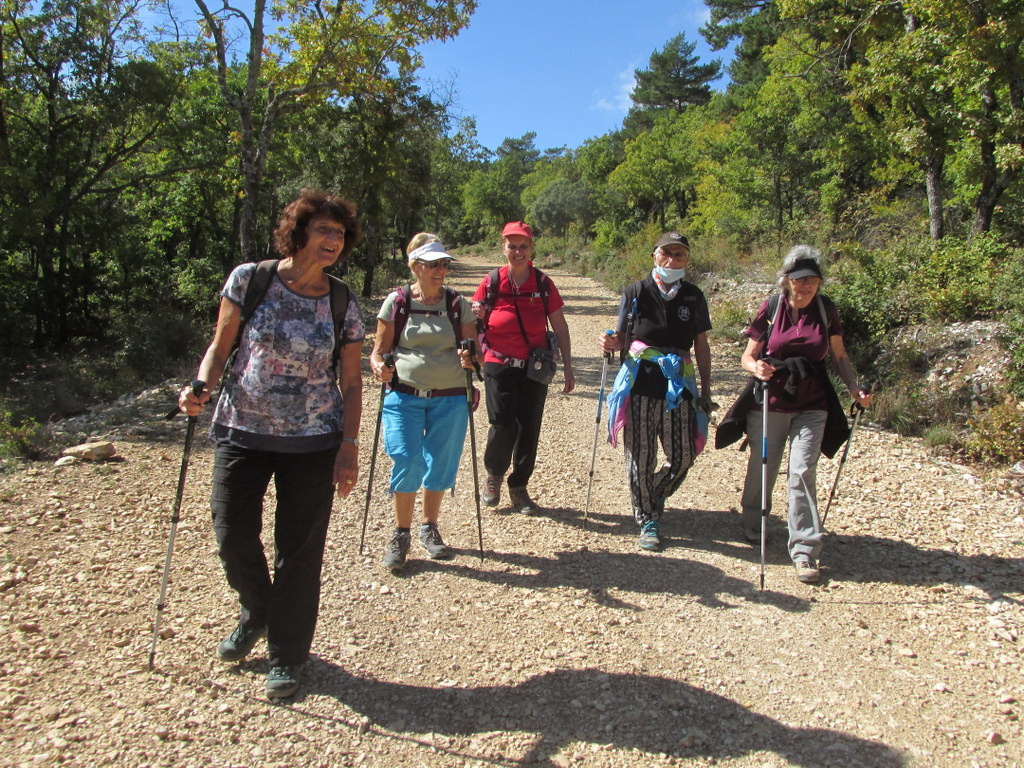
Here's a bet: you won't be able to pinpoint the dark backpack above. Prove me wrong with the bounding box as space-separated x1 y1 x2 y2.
388 283 464 350
239 259 352 372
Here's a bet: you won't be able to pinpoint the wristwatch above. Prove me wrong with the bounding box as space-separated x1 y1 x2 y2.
342 437 359 446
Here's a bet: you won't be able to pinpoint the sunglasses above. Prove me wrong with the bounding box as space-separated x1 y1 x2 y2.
417 259 452 269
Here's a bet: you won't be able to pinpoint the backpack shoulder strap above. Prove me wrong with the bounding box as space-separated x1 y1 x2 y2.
816 293 832 333
533 267 550 316
326 274 352 372
485 267 501 306
241 260 279 329
388 284 413 352
760 292 783 343
619 280 643 363
444 286 464 343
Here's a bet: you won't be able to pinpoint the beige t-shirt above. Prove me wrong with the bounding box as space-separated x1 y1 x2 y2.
378 288 472 391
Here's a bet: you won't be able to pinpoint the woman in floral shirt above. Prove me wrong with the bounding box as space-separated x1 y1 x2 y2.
179 190 363 699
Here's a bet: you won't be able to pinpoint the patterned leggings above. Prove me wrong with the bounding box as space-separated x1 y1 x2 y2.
623 394 694 526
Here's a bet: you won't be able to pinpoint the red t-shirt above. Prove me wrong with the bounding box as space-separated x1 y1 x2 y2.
472 264 564 364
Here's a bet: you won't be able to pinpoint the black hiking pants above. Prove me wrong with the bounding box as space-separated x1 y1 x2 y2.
482 362 548 488
209 443 336 667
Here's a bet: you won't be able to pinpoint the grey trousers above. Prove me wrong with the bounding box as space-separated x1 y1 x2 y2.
741 408 827 561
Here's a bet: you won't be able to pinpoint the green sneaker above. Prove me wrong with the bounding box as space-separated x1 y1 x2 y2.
639 520 662 551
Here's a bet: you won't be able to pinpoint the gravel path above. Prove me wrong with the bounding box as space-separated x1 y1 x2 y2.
1 254 1022 767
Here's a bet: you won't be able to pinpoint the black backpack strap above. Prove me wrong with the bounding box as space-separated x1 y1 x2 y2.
816 293 832 333
619 282 642 364
241 260 280 329
326 274 351 373
760 293 784 344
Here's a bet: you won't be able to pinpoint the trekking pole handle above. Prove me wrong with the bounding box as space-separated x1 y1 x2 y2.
458 338 482 380
168 380 207 420
602 329 614 361
850 381 874 416
382 353 395 369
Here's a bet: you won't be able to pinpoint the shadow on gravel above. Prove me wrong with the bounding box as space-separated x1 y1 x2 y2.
433 547 809 614
301 665 905 766
821 534 1024 599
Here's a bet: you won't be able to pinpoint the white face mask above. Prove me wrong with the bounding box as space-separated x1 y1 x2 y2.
654 264 686 283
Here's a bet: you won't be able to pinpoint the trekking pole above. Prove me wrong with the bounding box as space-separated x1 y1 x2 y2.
149 380 205 670
758 379 769 592
459 339 485 561
359 354 395 555
584 330 615 525
821 383 873 527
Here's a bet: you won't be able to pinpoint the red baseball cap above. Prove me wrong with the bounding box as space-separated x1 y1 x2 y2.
501 221 533 239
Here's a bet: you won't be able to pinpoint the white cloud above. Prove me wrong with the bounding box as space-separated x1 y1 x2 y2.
591 64 636 114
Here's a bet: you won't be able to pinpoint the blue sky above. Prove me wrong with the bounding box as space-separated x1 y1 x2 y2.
415 0 732 153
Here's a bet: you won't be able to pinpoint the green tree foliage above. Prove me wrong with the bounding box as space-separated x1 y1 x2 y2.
186 0 476 262
700 0 779 89
0 0 182 352
778 0 1024 237
625 33 721 135
462 133 539 229
609 111 700 231
528 178 594 238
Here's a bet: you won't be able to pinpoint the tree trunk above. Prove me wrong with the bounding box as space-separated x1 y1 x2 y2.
971 86 1013 235
924 154 944 240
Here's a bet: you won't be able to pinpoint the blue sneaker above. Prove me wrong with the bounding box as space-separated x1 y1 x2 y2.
639 520 662 551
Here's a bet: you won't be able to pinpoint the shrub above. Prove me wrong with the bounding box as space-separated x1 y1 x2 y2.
709 299 751 343
923 425 960 452
964 401 1024 465
869 381 923 436
0 407 39 460
910 235 1003 322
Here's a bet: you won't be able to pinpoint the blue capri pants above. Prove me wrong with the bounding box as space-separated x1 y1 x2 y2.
382 389 469 493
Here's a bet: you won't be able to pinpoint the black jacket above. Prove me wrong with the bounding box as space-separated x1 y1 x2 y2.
715 362 851 459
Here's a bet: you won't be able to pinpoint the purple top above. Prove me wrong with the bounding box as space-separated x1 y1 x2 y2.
745 293 843 412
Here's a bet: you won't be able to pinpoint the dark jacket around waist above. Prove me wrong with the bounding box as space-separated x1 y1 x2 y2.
715 361 851 459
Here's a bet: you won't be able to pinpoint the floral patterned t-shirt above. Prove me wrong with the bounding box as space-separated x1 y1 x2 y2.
211 263 364 452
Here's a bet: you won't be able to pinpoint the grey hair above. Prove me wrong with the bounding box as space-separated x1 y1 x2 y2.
777 245 823 293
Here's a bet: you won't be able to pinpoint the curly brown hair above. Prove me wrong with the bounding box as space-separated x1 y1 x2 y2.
273 189 361 259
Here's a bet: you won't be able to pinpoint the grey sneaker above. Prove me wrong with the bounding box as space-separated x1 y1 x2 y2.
482 474 502 506
508 485 540 513
265 663 304 699
639 520 662 551
793 557 820 583
419 522 453 560
217 623 266 662
382 529 411 573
